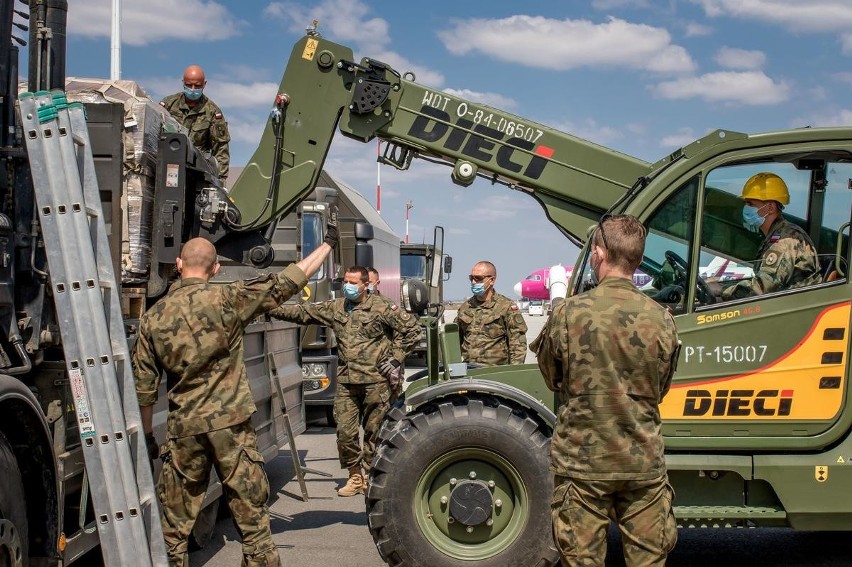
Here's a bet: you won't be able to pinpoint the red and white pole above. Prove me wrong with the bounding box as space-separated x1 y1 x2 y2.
376 139 382 214
405 200 413 244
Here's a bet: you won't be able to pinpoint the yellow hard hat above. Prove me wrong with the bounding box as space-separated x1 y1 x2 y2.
740 172 789 205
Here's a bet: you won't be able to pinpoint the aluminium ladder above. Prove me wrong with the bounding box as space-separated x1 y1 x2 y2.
18 91 167 566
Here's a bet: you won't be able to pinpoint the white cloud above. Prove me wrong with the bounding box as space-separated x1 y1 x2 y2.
692 0 852 33
660 127 697 148
441 89 518 111
653 71 790 105
592 0 651 8
263 0 444 87
714 47 766 70
684 23 713 37
793 109 852 128
551 118 624 147
830 72 852 86
438 16 696 74
67 0 243 46
843 33 852 55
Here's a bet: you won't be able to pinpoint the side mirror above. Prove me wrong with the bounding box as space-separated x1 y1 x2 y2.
401 279 429 314
331 277 343 292
443 255 453 275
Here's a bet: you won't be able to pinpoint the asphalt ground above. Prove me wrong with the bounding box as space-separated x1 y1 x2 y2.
190 311 852 566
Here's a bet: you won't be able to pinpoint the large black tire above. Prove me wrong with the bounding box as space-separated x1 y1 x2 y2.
0 431 27 566
367 397 557 567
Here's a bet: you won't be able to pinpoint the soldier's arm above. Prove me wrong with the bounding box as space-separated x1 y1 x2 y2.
269 300 334 326
506 304 529 364
725 238 802 299
387 307 421 362
131 317 162 411
658 312 680 401
211 110 231 183
533 304 565 392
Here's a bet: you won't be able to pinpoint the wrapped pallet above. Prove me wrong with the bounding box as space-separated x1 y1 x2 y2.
64 78 185 283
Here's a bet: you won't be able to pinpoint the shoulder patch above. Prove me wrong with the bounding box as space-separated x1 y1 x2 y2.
764 251 779 266
391 304 399 311
159 101 166 107
769 234 781 244
401 311 411 321
510 304 519 312
214 112 224 120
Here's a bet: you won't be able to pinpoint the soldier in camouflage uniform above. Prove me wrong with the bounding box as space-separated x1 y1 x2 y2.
367 266 381 295
269 266 420 496
132 227 336 567
455 261 527 366
160 65 231 184
722 172 819 300
532 215 680 566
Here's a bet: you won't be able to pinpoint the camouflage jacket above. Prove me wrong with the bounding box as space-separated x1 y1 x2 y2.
723 217 819 300
269 294 420 384
160 93 230 182
132 264 307 438
533 277 679 480
455 292 528 366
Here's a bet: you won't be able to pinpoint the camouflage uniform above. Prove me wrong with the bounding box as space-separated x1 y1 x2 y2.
455 291 527 366
160 93 230 183
133 264 308 567
723 217 819 300
533 276 680 566
270 294 420 473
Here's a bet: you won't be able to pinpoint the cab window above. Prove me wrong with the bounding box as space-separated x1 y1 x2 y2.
301 212 325 281
694 159 851 308
576 176 699 315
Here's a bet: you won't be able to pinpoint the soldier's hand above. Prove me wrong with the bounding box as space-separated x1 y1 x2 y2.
324 205 339 248
145 433 160 461
379 358 402 386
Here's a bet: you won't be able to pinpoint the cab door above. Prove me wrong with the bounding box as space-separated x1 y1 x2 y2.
658 154 852 450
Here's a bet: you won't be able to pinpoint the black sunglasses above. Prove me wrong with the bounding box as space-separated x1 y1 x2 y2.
597 213 612 250
469 274 493 283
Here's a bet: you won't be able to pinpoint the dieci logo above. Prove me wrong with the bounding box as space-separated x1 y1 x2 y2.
407 105 553 181
683 389 794 417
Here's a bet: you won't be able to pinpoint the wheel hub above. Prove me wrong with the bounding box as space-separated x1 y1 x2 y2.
0 519 24 567
448 480 493 526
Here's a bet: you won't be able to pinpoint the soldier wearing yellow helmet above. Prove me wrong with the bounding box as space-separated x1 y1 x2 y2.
722 172 819 299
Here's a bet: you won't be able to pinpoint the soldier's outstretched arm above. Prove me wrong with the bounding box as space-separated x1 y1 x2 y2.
507 305 528 364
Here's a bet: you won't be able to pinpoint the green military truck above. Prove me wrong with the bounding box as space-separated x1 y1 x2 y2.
225 29 852 567
0 2 308 564
400 231 452 358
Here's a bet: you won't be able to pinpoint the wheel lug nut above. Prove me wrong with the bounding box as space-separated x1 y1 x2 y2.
495 499 503 508
469 471 476 479
466 526 474 533
488 480 495 489
440 496 448 505
448 517 455 524
486 518 493 526
449 477 457 486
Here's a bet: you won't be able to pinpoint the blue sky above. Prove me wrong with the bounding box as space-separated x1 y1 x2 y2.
47 0 852 299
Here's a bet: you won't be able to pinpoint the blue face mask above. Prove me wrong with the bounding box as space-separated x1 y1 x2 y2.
470 282 487 297
343 282 361 301
742 204 767 232
183 86 203 101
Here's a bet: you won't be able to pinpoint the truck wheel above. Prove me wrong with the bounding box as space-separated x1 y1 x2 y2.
367 397 557 566
0 432 27 566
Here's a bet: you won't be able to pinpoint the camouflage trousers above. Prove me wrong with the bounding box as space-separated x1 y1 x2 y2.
551 475 677 567
157 420 280 567
333 381 391 474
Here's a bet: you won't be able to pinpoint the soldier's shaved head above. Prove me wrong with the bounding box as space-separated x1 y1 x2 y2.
178 237 218 277
182 65 206 86
473 261 496 277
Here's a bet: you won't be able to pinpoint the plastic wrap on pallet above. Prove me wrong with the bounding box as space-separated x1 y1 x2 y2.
65 78 184 282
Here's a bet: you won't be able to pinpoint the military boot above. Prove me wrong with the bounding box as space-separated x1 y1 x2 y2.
337 466 364 497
